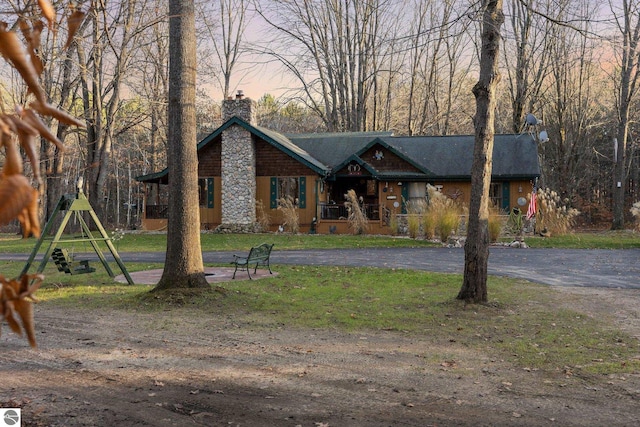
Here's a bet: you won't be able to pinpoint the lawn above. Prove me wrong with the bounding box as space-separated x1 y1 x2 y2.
1 229 639 253
1 230 639 377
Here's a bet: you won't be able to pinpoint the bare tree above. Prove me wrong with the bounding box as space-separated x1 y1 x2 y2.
458 0 504 303
406 0 474 136
502 0 553 133
539 0 607 200
197 0 248 99
610 0 640 229
255 0 391 131
76 0 158 220
153 0 209 291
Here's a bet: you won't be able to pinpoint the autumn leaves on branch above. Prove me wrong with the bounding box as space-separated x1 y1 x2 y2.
0 1 85 347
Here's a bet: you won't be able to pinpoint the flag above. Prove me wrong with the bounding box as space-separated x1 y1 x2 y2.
526 188 537 220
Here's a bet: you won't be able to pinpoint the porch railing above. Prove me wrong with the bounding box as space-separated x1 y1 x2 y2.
319 203 380 220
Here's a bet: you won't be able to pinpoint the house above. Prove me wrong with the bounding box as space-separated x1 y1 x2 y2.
136 94 540 234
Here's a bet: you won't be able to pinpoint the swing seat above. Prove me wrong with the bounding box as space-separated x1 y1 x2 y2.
51 248 95 275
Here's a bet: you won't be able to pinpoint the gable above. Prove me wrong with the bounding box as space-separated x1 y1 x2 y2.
334 160 373 177
360 144 422 174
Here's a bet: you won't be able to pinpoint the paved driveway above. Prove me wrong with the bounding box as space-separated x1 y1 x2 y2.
3 247 639 289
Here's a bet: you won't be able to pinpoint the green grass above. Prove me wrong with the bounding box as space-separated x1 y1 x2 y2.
16 262 640 377
3 229 639 253
523 230 640 249
0 232 438 253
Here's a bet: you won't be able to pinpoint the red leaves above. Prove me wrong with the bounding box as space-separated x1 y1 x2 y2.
0 274 43 348
65 9 86 49
0 26 46 103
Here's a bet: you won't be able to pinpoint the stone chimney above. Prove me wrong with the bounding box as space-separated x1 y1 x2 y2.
218 91 258 232
222 90 257 125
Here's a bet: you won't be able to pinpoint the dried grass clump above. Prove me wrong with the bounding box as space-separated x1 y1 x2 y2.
277 196 299 233
536 188 580 236
630 202 640 230
256 199 271 231
406 199 427 239
345 189 368 234
423 185 463 242
488 204 504 243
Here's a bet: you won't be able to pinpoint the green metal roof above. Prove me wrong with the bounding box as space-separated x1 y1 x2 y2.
288 132 393 169
381 134 540 179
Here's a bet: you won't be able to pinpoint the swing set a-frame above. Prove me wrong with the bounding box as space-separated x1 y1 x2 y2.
20 189 134 285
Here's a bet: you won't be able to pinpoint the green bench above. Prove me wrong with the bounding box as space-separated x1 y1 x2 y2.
231 243 274 280
51 248 95 275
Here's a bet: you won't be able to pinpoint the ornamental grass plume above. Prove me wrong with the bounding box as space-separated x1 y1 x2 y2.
630 202 640 230
406 198 427 239
424 184 463 242
488 204 504 242
345 189 368 234
256 199 271 231
277 196 299 233
535 187 579 236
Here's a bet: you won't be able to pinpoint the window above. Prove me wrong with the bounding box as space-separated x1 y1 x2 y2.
278 177 299 202
408 182 426 200
489 182 502 211
270 177 306 209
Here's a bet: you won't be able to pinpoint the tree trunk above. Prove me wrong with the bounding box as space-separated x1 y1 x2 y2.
612 84 631 230
457 0 504 303
611 1 640 230
153 0 208 291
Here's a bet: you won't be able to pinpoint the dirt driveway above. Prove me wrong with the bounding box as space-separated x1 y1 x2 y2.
1 284 639 427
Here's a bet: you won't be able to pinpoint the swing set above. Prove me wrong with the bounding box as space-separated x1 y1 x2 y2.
20 189 134 285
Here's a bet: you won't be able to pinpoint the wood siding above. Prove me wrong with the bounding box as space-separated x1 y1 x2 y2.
255 138 317 176
198 137 221 176
361 145 422 173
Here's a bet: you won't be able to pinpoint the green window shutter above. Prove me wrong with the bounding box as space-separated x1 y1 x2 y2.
207 178 214 208
298 177 306 209
270 177 278 209
501 182 510 212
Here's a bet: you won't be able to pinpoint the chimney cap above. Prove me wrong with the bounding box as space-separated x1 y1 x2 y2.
236 90 244 99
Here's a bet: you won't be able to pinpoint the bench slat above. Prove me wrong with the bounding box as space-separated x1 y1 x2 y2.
231 243 274 280
51 248 96 275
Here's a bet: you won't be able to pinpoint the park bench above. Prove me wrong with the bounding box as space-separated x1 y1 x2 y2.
231 243 274 280
51 248 95 275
